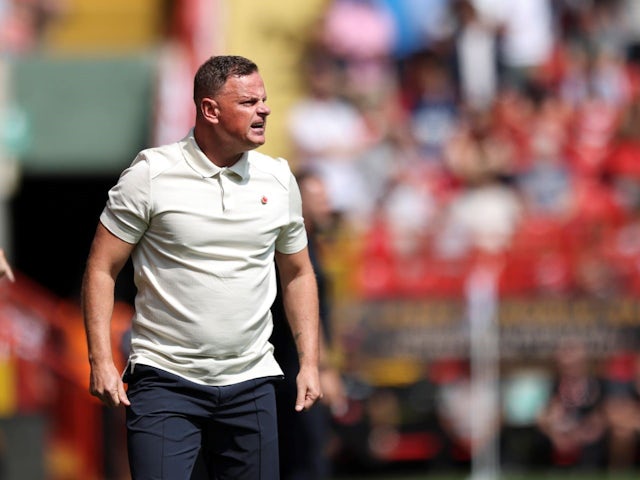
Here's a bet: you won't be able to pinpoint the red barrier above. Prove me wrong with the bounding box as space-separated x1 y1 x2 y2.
0 273 133 480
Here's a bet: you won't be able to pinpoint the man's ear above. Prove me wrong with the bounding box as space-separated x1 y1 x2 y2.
200 98 220 123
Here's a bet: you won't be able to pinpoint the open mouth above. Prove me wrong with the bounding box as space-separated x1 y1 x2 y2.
251 121 265 130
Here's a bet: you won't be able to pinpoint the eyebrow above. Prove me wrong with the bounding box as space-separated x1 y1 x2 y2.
237 94 267 102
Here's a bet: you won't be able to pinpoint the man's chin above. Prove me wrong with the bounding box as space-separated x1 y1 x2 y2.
248 137 266 148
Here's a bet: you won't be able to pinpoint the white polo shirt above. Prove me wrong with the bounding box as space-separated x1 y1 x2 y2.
100 131 308 386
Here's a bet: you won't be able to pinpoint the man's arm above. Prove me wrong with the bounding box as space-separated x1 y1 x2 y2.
82 222 135 407
275 247 322 411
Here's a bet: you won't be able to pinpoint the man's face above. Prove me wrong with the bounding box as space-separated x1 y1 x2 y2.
301 176 332 231
213 71 271 152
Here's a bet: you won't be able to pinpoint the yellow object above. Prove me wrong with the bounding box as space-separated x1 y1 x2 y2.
46 0 164 53
364 357 425 387
223 0 330 163
0 355 17 416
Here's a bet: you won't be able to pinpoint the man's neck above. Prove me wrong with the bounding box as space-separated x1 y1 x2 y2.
193 127 243 168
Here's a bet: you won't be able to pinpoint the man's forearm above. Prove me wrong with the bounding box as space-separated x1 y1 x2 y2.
282 271 320 368
82 268 118 366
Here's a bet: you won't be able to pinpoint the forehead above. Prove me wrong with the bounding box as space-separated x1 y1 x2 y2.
219 71 266 99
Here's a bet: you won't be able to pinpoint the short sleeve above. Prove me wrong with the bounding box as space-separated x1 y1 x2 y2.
99 154 151 244
275 171 308 254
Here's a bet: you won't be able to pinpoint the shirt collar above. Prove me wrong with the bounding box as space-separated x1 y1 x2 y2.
181 130 249 180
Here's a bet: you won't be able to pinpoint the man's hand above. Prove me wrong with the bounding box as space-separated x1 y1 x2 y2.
319 367 348 416
295 364 323 412
89 361 130 408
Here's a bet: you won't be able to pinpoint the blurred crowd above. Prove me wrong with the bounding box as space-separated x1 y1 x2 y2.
286 0 640 475
327 339 640 473
289 0 640 301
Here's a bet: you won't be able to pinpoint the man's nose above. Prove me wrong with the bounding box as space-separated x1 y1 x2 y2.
258 102 271 116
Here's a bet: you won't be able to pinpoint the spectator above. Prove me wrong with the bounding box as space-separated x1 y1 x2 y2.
287 48 377 224
435 110 522 258
516 91 573 218
603 351 640 470
272 170 347 480
536 338 608 469
451 0 500 111
320 0 396 99
400 48 459 165
474 0 555 89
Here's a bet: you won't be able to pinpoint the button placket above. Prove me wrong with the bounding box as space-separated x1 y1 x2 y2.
218 168 233 212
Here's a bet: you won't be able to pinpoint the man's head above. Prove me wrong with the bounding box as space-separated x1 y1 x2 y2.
297 170 333 233
193 55 258 105
193 55 271 165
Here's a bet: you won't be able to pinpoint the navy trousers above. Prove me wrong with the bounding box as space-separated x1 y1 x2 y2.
123 364 280 480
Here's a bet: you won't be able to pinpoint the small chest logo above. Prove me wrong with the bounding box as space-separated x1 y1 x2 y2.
261 196 268 205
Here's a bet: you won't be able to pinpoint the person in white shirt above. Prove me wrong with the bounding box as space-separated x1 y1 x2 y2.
82 55 322 480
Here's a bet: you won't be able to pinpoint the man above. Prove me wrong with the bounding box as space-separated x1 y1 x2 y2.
0 249 14 282
82 55 322 480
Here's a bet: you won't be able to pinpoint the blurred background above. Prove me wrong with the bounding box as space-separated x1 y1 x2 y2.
2 0 640 478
